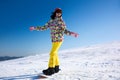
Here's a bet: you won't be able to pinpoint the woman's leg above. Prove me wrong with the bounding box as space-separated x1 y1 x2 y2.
48 42 62 68
43 42 62 75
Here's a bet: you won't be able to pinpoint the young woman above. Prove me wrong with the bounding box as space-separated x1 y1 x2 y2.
30 8 79 75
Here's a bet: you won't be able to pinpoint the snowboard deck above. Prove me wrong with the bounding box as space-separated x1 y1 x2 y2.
38 75 48 79
35 73 53 79
36 73 58 79
34 70 61 79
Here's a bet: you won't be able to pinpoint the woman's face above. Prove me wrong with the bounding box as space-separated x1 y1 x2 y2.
56 13 62 17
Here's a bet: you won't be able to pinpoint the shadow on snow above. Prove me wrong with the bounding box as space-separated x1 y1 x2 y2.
0 73 44 80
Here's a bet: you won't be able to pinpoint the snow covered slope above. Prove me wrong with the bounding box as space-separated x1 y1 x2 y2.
0 41 120 80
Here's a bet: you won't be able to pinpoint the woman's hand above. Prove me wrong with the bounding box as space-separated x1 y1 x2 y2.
30 26 35 31
71 32 79 38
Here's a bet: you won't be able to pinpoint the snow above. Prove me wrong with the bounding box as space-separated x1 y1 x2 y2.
0 41 120 80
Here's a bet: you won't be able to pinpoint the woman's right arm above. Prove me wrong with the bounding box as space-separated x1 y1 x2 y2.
30 19 52 31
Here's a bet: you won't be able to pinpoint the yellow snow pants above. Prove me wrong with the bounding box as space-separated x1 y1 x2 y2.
48 42 62 68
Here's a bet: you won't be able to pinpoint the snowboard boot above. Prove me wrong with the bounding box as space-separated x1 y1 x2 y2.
54 66 60 73
42 68 55 75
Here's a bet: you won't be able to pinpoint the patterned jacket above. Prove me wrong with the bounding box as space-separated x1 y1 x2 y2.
36 17 72 42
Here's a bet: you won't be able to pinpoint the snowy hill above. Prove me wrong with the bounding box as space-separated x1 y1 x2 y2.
0 41 120 80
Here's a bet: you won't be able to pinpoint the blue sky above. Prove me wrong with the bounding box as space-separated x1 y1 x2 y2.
0 0 120 56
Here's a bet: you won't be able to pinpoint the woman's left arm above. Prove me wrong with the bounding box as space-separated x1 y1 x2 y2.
58 18 79 37
64 29 79 37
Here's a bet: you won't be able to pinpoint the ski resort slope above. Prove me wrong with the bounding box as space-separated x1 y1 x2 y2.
0 41 120 80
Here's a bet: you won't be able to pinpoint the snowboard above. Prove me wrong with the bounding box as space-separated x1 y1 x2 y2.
33 74 48 79
38 74 48 79
34 72 58 79
34 73 54 79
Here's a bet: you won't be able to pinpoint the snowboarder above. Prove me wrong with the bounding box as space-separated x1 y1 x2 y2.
30 8 79 75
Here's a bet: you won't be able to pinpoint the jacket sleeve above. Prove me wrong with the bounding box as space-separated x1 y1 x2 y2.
64 29 72 35
35 20 51 31
61 20 72 35
58 18 72 36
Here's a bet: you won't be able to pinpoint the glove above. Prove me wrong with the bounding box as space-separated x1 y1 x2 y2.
30 26 35 31
71 32 79 38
